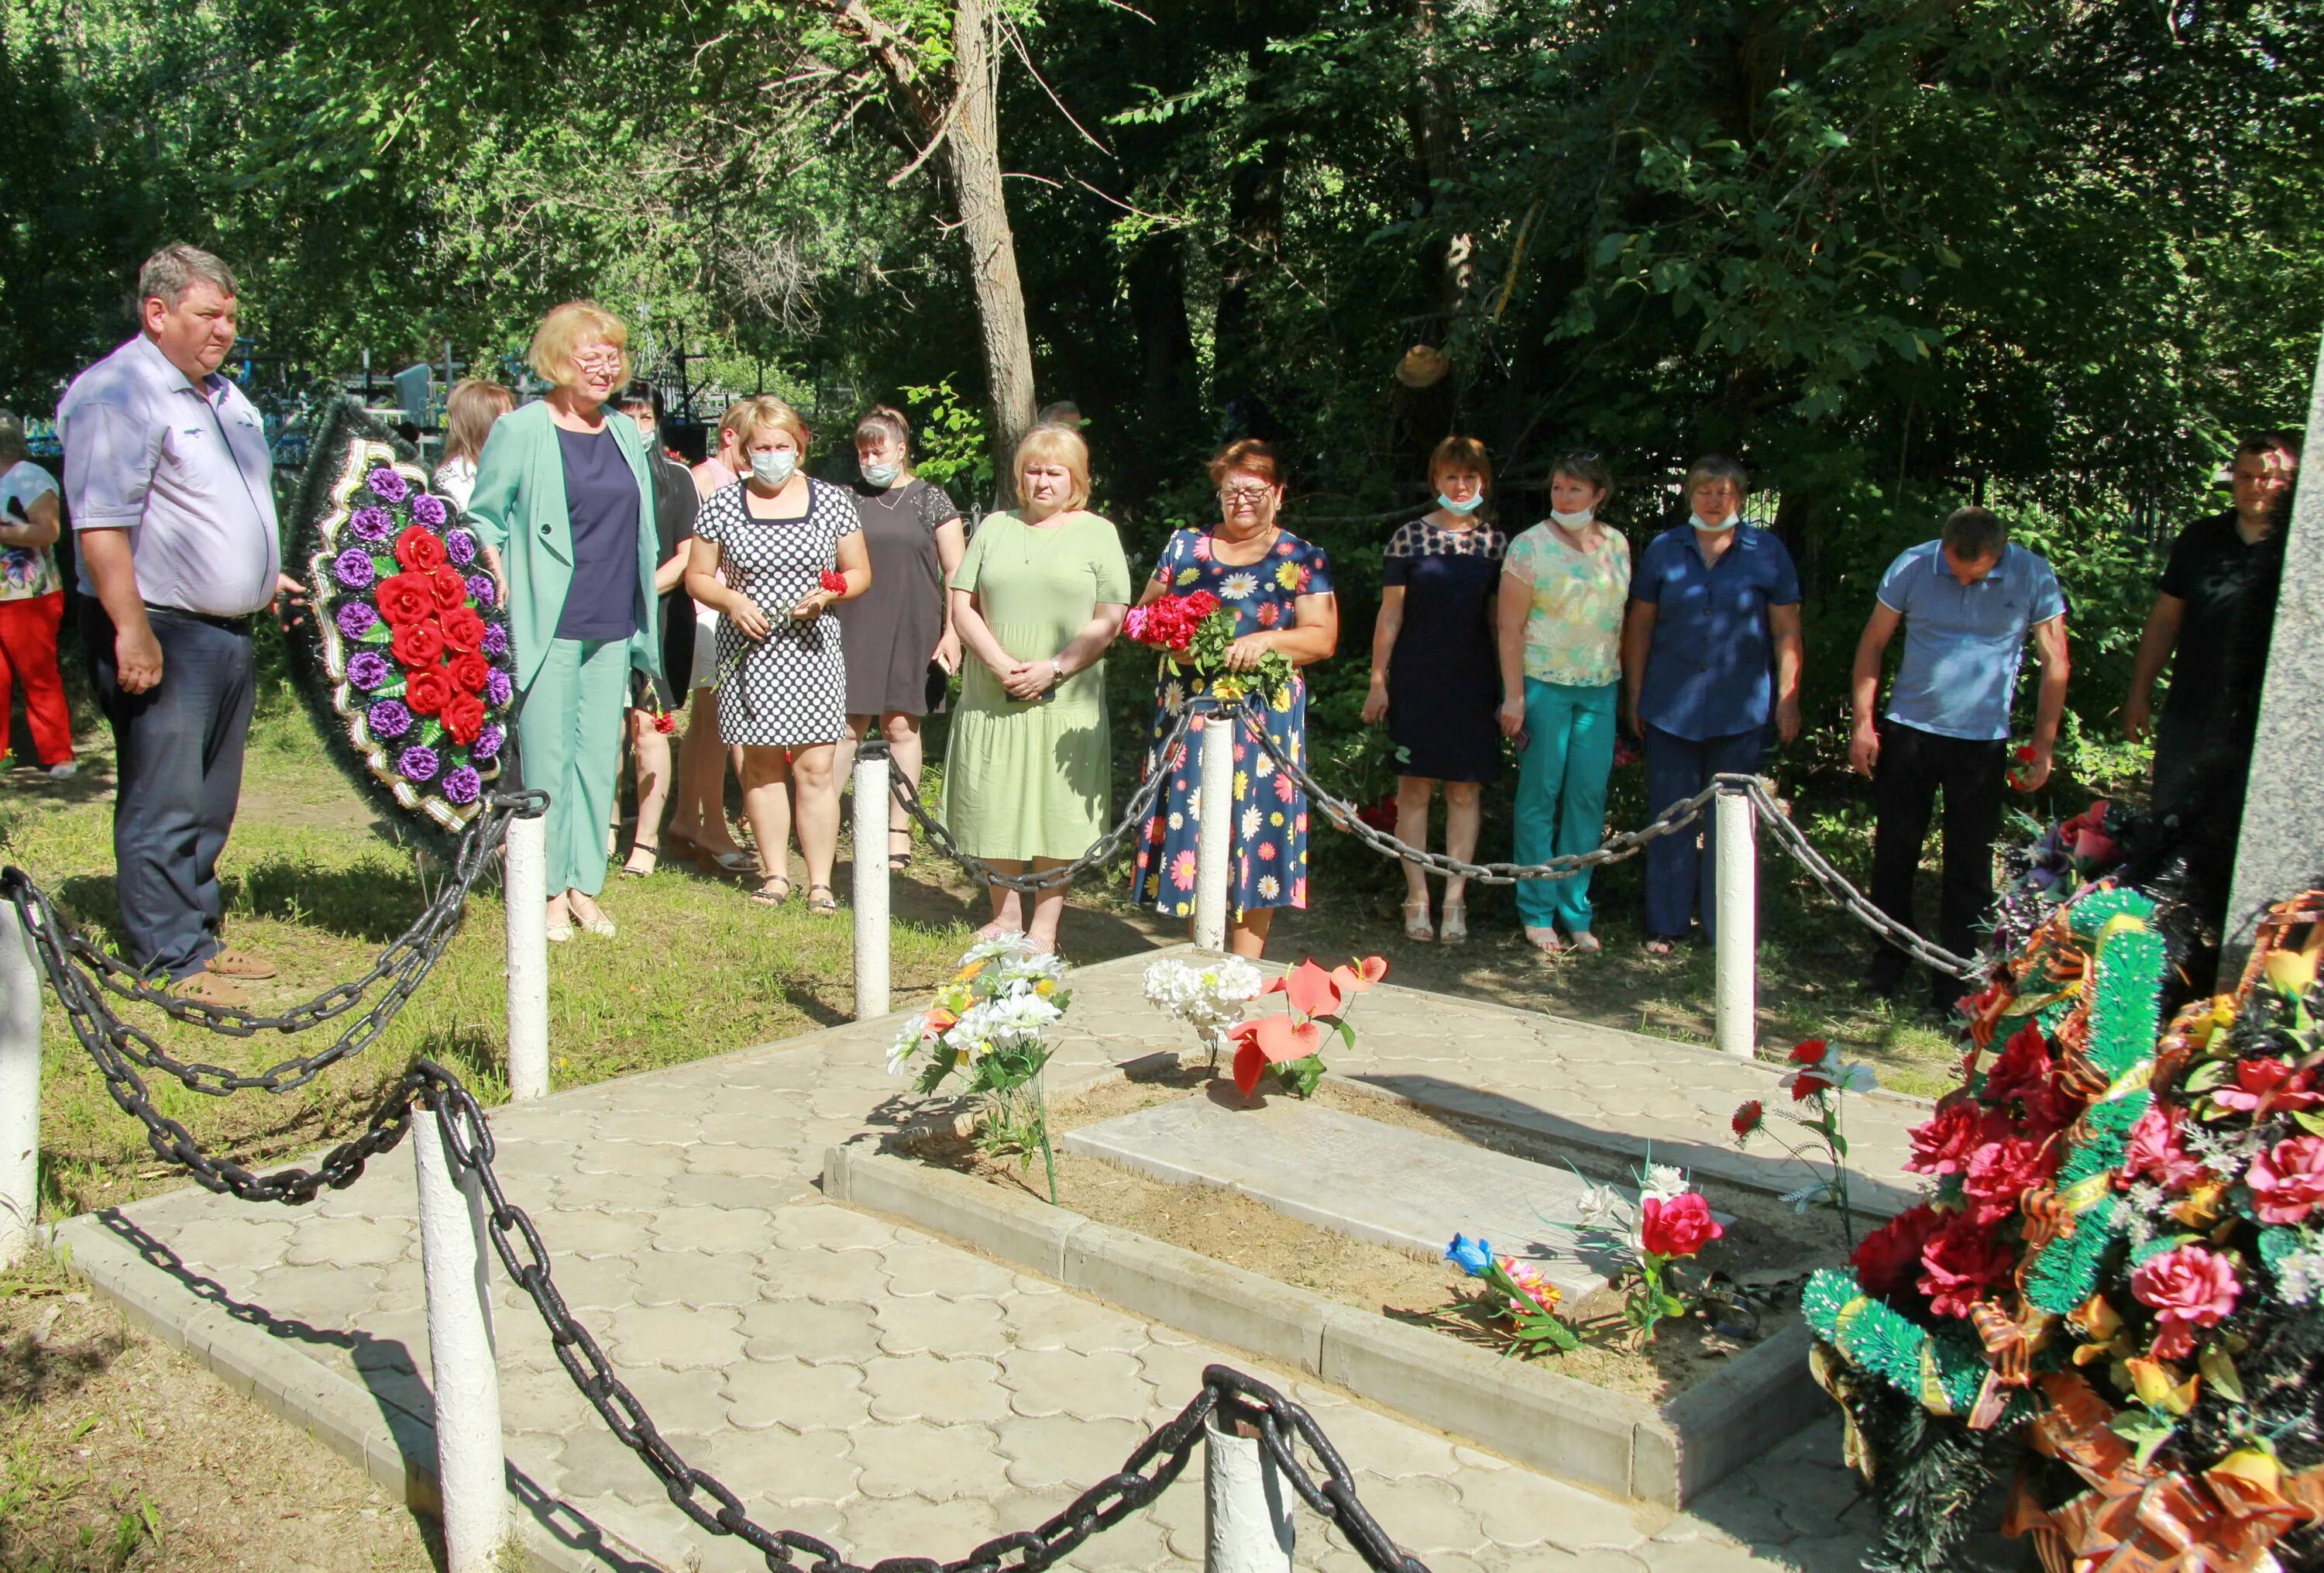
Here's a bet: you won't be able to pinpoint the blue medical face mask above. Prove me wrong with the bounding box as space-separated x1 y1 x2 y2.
1437 493 1484 516
751 449 798 486
1550 508 1594 528
861 460 900 487
1689 511 1736 533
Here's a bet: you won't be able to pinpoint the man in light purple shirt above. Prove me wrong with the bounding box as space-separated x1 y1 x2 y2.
59 243 301 1003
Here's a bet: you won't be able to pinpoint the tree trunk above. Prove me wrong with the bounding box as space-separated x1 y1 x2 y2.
944 0 1038 502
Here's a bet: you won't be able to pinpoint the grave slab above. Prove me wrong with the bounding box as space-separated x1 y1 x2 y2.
1059 1093 1690 1299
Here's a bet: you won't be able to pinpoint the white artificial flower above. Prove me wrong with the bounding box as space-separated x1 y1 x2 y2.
1573 1182 1626 1230
1642 1163 1688 1204
2276 1248 2321 1306
1835 1062 1879 1093
1209 957 1262 1000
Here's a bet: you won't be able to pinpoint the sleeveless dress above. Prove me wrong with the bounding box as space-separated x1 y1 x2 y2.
1131 526 1334 918
1384 517 1506 781
694 477 861 748
837 477 961 716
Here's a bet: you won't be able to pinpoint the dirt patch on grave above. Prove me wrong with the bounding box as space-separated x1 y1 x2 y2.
895 1062 1856 1403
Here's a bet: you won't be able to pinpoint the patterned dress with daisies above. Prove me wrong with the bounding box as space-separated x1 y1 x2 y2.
1133 526 1334 919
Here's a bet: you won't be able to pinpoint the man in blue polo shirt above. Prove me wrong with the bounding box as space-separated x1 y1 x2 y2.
1849 506 2069 1010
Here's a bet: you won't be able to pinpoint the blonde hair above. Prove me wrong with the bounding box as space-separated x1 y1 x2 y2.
442 380 514 467
1015 423 1092 511
727 395 811 454
528 301 628 387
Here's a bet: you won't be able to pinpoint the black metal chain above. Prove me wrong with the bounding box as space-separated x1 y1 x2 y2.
882 706 1198 893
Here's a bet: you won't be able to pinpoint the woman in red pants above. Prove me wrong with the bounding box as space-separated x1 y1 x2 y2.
0 415 73 778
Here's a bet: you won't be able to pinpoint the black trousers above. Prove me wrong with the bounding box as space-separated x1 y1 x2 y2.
1868 719 2006 1007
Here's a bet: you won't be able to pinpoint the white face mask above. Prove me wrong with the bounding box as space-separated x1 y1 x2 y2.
751 449 798 487
1437 493 1483 516
1550 508 1594 528
1689 512 1735 533
861 460 900 488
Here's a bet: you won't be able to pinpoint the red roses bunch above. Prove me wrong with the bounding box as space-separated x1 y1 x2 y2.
1122 588 1219 656
1125 588 1295 701
817 569 848 596
376 525 496 745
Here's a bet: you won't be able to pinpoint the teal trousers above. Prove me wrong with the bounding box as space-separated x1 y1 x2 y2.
515 637 629 897
1514 678 1618 931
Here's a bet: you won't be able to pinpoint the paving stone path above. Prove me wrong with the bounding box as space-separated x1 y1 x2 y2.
63 949 1927 1573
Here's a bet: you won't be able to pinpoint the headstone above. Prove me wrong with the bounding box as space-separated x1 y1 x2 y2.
2223 331 2324 969
1061 1095 1713 1300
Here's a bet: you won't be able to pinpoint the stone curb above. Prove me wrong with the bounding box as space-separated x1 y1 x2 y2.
823 1144 1821 1506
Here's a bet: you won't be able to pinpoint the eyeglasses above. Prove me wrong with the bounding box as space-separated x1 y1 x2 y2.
1218 487 1274 506
571 352 624 374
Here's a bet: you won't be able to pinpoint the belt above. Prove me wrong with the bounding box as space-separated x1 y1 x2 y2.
144 604 258 635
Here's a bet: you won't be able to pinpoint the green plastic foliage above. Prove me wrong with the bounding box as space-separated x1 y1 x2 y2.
1802 1268 1986 1416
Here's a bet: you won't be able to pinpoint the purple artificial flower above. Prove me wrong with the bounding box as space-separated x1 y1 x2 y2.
442 766 482 805
473 725 504 760
332 549 376 590
367 699 413 738
335 601 378 640
466 573 496 608
443 528 476 564
349 506 394 542
486 669 514 707
410 494 449 528
366 467 410 504
481 624 509 657
347 651 391 690
397 745 440 783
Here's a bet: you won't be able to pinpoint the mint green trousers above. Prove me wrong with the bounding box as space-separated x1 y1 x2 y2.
515 637 629 897
1513 678 1619 931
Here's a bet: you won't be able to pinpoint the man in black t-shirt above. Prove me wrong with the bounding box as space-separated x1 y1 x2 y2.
2125 431 2301 817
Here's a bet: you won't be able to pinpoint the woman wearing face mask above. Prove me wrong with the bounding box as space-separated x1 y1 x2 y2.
941 425 1132 955
1133 439 1339 960
1361 435 1504 943
837 405 964 871
1621 454 1802 955
665 401 756 876
683 398 872 914
466 302 665 942
1497 451 1628 955
610 380 697 877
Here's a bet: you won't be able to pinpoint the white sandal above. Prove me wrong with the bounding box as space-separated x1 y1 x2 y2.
1439 903 1468 945
1402 899 1435 942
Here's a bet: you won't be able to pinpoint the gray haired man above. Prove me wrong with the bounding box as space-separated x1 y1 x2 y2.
59 243 302 1005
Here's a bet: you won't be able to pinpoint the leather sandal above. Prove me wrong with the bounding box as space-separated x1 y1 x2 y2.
621 842 659 878
1401 899 1435 942
206 947 278 979
806 884 840 917
751 876 792 907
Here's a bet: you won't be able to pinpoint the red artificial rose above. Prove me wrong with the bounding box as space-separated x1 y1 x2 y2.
394 523 449 573
1790 1039 1830 1065
2130 1244 2240 1361
1183 589 1222 620
448 651 491 694
2247 1135 2324 1225
2124 1103 2208 1191
652 711 679 735
1905 1100 1992 1176
1961 1134 2059 1220
1982 1022 2054 1108
1850 1203 1944 1299
376 572 435 627
1731 1100 1764 1141
1790 1069 1834 1103
439 689 486 745
439 607 486 652
428 566 469 614
1918 1213 2014 1319
1639 1193 1723 1260
404 665 452 718
389 618 445 671
2211 1058 2321 1117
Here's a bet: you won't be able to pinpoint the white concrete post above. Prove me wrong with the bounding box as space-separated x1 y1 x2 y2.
852 746 892 1020
503 812 549 1101
413 1107 507 1573
1194 714 1236 953
0 900 42 1269
1714 786 1757 1060
1205 1412 1295 1573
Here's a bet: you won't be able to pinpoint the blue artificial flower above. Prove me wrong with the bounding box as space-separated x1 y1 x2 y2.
1444 1234 1494 1279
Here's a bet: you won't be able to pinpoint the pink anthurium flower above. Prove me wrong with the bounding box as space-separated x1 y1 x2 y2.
1266 959 1346 1018
1328 955 1390 996
1230 1015 1325 1096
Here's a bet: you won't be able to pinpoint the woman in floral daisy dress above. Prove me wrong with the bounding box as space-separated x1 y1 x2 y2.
1132 439 1338 958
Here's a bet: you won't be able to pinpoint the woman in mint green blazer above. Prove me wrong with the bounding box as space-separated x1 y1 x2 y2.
466 302 663 942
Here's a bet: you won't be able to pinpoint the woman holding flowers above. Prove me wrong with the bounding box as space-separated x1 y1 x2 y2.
466 301 665 942
1132 439 1338 959
940 424 1132 954
1361 435 1504 945
1497 450 1629 956
684 397 871 915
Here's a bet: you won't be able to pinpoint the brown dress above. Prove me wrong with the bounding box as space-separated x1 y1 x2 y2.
837 477 961 716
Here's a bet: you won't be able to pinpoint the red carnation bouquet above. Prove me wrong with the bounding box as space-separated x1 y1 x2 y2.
818 569 847 595
1124 588 1294 702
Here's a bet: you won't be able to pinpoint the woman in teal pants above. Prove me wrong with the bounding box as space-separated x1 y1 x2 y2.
467 302 664 942
1496 453 1630 955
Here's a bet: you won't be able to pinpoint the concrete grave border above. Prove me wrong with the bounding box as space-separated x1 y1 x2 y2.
823 1141 1825 1506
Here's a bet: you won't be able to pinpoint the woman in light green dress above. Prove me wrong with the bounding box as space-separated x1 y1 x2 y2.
941 425 1133 953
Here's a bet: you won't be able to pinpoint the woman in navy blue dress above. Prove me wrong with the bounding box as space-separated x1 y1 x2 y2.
1360 436 1505 944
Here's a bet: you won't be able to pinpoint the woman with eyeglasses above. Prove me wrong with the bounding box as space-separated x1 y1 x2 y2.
1361 435 1504 944
1133 439 1339 959
466 301 665 942
1497 450 1628 956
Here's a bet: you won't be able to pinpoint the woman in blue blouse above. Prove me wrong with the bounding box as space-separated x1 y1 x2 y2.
1620 456 1802 953
1133 439 1339 959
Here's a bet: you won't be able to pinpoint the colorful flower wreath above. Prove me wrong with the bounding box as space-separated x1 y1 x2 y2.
305 442 515 830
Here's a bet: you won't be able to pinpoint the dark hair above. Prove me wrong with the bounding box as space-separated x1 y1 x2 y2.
2235 430 2302 463
855 404 911 450
1684 454 1748 497
1208 438 1281 489
615 379 661 417
1037 400 1083 429
1429 435 1493 494
1941 505 2009 561
1550 449 1611 494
